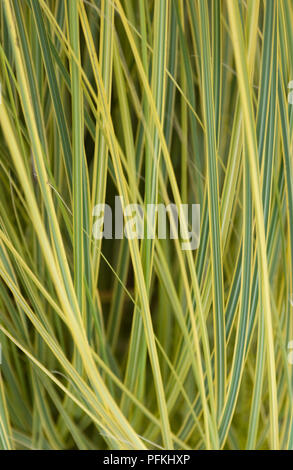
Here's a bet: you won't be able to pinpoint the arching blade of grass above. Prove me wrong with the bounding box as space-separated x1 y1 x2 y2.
0 373 13 450
227 0 279 449
198 0 226 419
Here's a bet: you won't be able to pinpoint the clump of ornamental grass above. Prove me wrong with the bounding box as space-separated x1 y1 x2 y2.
0 0 292 450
